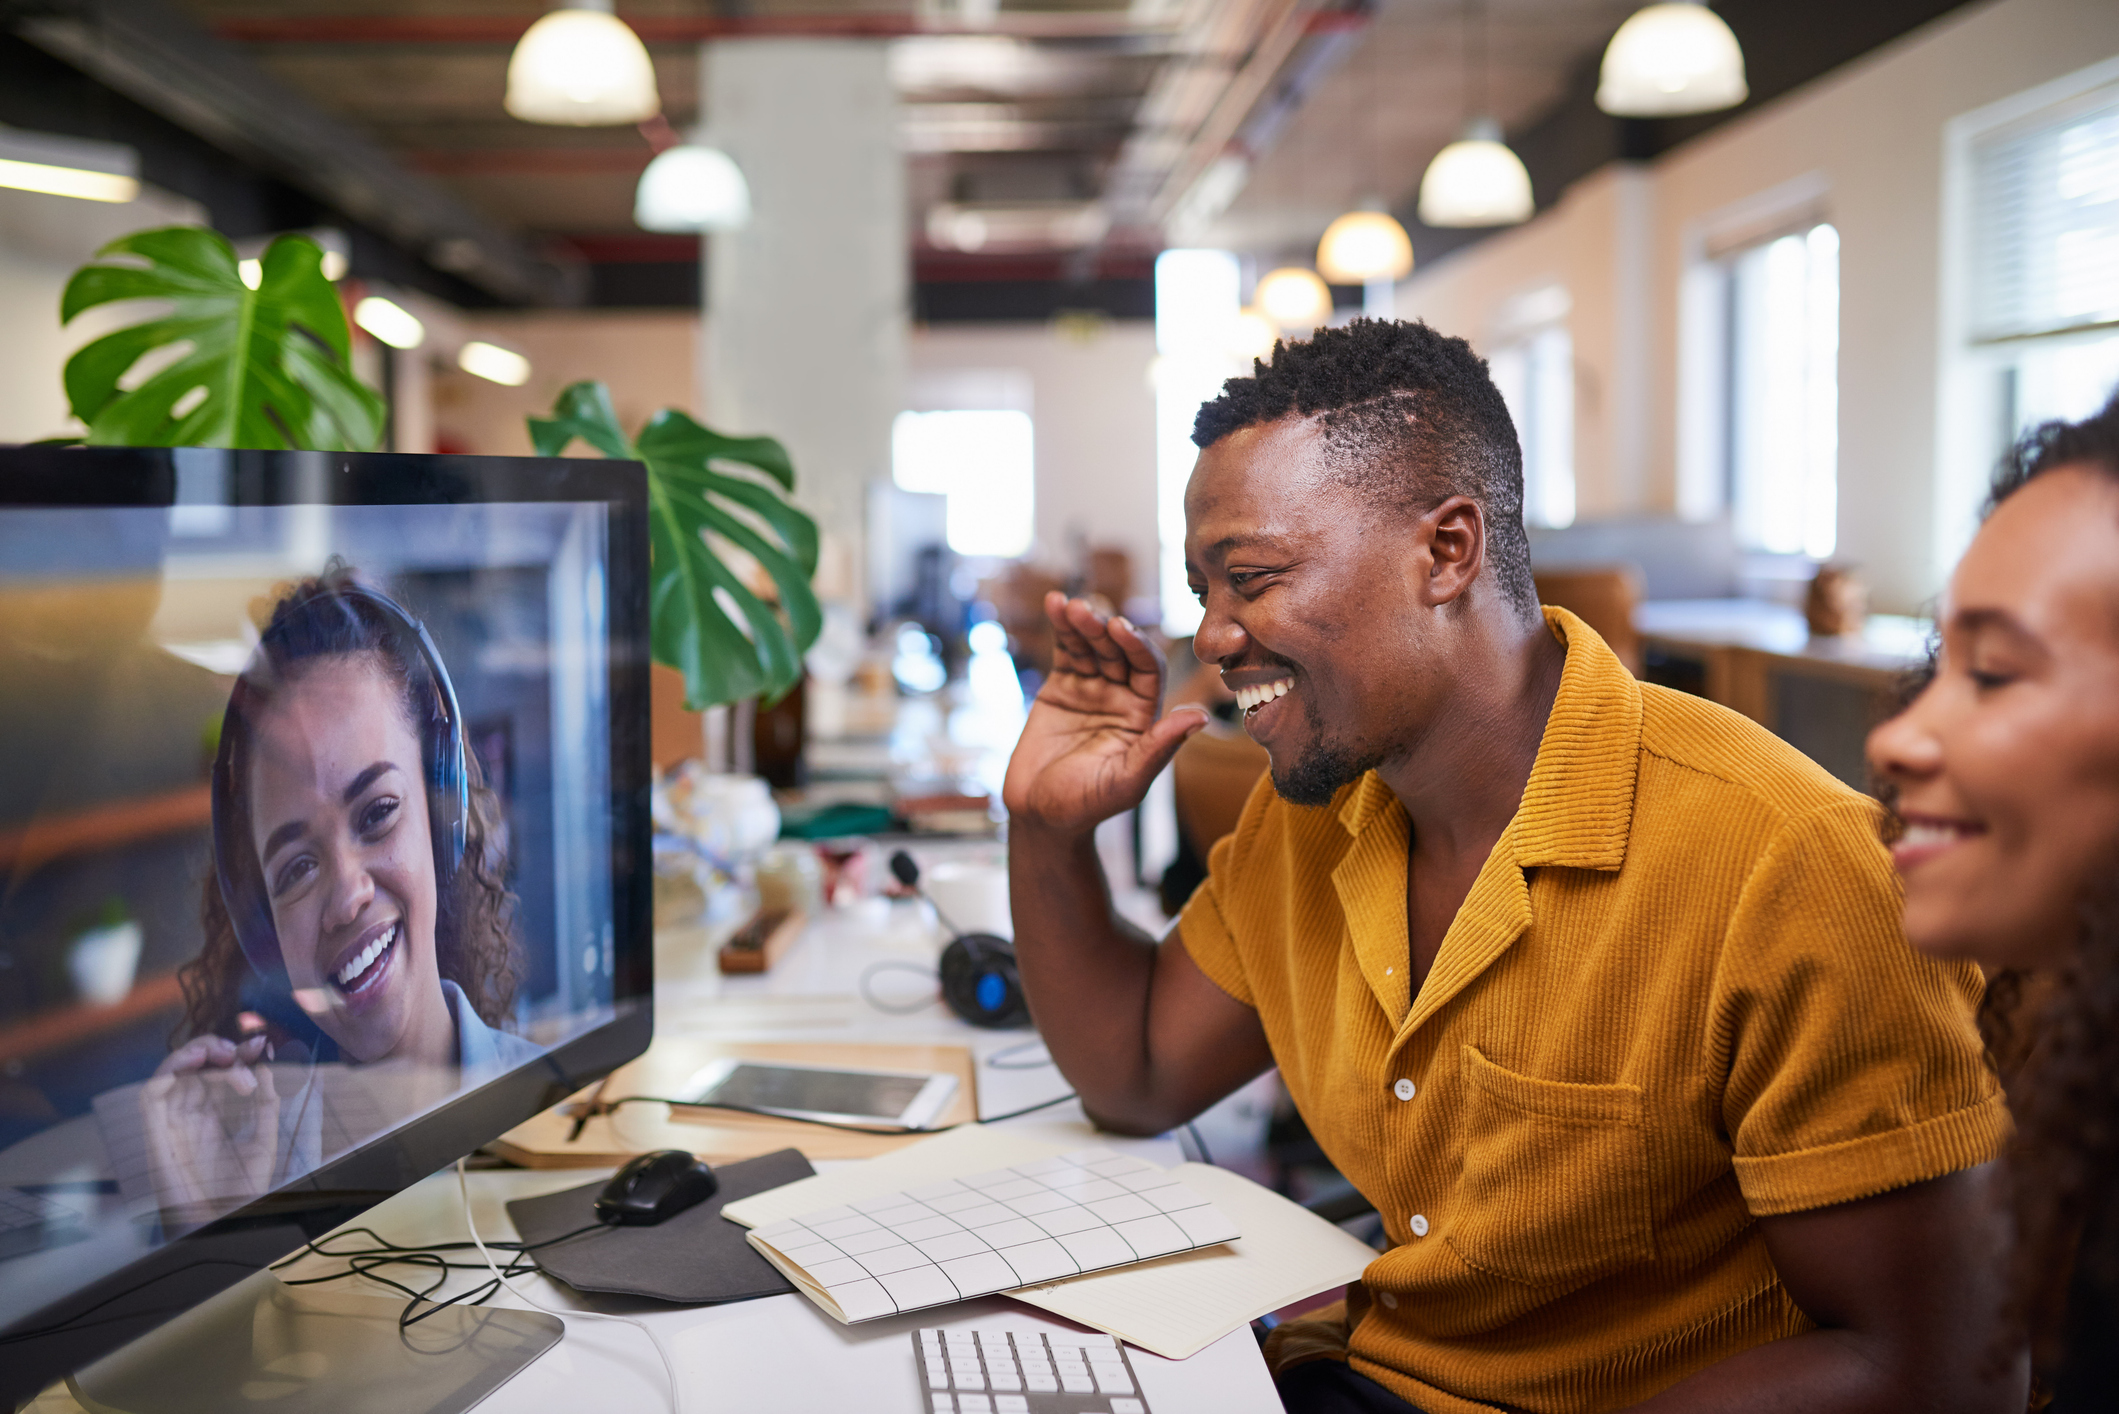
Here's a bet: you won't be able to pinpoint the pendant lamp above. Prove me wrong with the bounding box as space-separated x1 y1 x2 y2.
1419 120 1533 227
1255 267 1332 331
507 0 660 127
1595 1 1747 117
635 144 751 232
1316 208 1414 285
1417 0 1534 230
1315 45 1414 290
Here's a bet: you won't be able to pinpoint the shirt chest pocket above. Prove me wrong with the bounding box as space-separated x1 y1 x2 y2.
1443 1045 1656 1291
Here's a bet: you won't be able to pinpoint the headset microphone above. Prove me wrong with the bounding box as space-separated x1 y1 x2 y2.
889 850 1029 1029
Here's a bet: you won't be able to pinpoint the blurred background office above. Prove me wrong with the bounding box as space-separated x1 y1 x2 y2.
1 0 2116 1186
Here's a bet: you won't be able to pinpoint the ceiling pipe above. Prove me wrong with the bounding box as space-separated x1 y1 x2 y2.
14 0 580 305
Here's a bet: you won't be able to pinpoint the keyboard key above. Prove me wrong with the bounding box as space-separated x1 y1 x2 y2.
1026 1375 1058 1393
1062 1374 1095 1393
1094 1364 1134 1394
931 1397 954 1414
927 1366 949 1389
989 1373 1021 1392
996 1398 1029 1414
1112 1401 1145 1414
949 1367 985 1391
958 1397 993 1414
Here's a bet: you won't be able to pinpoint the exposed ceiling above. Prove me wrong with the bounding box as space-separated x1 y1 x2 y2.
11 0 1898 308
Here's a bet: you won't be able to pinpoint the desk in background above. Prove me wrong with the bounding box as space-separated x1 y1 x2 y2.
1636 600 1932 789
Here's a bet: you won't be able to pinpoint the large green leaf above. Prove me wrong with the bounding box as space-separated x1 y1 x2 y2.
530 381 820 710
61 226 383 451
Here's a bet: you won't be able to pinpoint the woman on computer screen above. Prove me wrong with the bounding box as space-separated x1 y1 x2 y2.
142 565 535 1213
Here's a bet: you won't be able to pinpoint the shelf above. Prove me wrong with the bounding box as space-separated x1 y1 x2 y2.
0 784 213 875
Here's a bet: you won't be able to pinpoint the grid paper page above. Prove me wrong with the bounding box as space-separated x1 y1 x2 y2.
748 1148 1241 1323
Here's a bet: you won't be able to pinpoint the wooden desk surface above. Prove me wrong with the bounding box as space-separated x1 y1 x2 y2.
1634 599 1932 674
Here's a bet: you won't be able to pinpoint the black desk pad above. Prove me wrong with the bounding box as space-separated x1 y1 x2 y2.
506 1147 815 1304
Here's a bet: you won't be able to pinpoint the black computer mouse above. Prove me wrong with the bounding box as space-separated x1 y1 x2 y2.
594 1149 719 1226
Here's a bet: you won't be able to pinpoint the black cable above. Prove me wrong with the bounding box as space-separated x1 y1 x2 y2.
1183 1121 1216 1168
267 1219 612 1331
857 958 942 1015
597 1089 1078 1136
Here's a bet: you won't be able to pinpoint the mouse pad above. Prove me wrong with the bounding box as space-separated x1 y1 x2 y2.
506 1147 815 1304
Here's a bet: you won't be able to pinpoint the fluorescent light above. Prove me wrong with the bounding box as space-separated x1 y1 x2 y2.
635 144 750 233
1597 1 1747 117
1418 121 1534 228
355 296 426 350
506 1 660 126
1254 267 1332 331
458 340 531 386
0 127 139 204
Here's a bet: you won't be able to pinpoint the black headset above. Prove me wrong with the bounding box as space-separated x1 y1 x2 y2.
211 582 467 997
889 851 1030 1029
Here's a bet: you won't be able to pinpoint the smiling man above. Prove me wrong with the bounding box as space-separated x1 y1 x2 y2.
1002 320 2018 1413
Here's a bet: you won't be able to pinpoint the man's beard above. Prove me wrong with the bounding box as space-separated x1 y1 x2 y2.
1270 732 1382 808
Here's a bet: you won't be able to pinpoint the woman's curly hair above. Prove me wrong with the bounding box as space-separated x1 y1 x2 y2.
1959 388 2119 1367
178 562 519 1050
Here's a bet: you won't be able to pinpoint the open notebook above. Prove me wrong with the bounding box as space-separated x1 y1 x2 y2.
727 1125 1378 1359
746 1148 1242 1323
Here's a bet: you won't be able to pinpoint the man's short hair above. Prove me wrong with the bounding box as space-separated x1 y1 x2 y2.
1191 317 1536 613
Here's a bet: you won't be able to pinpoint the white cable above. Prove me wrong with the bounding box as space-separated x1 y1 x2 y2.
455 1158 684 1414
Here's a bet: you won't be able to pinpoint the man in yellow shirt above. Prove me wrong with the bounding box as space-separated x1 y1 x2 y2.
1002 319 2018 1413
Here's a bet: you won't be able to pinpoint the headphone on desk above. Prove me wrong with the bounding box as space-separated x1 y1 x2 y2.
888 851 1030 1029
211 580 468 996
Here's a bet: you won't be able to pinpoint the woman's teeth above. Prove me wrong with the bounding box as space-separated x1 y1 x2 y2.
1900 821 1978 849
335 923 398 989
1235 679 1293 713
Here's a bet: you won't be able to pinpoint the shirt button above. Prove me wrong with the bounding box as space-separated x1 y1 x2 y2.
1392 1078 1415 1101
1378 1292 1398 1310
1410 1214 1430 1237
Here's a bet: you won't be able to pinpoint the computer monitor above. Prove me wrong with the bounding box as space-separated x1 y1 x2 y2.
0 446 652 1405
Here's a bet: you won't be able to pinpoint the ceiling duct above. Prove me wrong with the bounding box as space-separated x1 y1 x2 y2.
12 0 578 305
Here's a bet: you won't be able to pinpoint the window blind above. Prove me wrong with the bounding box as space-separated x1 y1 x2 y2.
1970 84 2119 343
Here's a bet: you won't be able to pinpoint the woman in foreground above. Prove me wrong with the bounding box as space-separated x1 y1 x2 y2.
1869 389 2119 1407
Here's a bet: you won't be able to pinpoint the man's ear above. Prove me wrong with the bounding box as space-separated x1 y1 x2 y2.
1421 496 1486 607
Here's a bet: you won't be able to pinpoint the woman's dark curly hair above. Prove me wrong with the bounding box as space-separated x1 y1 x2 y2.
1190 317 1536 614
178 562 519 1052
1964 387 2119 1369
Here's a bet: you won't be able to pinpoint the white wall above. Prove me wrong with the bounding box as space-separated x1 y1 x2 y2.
906 321 1160 610
1395 0 2119 613
0 184 206 445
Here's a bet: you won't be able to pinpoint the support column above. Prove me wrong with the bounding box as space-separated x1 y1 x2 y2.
701 39 906 618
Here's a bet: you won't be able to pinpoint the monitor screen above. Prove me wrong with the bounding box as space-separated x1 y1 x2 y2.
0 447 651 1400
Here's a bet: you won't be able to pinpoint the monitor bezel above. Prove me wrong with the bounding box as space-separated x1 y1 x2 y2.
0 446 655 1400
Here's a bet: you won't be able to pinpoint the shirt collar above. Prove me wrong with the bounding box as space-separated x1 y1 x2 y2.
1508 605 1641 872
1332 605 1641 872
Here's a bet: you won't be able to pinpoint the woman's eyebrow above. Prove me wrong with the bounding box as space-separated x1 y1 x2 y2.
341 760 399 805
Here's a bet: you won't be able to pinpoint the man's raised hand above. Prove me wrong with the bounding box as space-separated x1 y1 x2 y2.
1002 592 1209 836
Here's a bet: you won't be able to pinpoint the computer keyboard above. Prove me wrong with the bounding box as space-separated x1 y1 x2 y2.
914 1328 1152 1414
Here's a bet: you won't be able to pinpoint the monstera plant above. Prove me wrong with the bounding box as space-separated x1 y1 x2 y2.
60 226 383 450
53 223 817 710
530 382 820 707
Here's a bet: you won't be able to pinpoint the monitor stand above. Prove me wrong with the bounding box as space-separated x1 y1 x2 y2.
63 1270 562 1414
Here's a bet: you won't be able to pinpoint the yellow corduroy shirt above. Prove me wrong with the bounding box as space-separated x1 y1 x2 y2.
1177 608 2006 1414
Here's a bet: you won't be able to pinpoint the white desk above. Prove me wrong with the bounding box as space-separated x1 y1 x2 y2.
273 1160 1280 1414
30 887 1281 1414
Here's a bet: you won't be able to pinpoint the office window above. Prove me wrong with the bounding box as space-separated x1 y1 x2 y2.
1488 323 1575 529
891 409 1035 559
1726 222 1840 559
1972 82 2119 440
